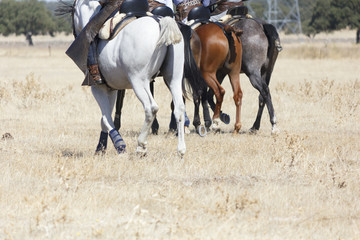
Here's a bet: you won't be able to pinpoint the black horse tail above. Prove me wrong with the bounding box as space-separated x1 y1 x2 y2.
55 0 77 38
178 23 207 100
262 23 280 85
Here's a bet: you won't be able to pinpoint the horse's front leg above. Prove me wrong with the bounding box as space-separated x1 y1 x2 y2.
92 85 126 154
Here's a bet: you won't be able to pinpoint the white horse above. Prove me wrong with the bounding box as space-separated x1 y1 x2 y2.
68 0 203 156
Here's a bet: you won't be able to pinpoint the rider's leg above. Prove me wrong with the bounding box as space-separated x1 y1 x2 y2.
87 39 104 85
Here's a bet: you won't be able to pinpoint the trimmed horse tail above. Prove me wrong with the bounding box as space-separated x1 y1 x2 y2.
157 16 182 47
179 24 207 100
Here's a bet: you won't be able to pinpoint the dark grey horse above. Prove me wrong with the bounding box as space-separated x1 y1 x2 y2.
207 16 281 133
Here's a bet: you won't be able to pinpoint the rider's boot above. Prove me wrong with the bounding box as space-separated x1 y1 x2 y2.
87 40 104 85
88 64 104 85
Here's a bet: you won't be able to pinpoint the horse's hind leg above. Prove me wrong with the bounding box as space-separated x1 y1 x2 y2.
201 89 212 131
92 85 126 154
248 74 278 133
95 89 117 154
149 81 160 135
192 91 204 136
203 72 225 131
114 90 125 131
251 93 265 132
228 72 243 134
131 81 159 155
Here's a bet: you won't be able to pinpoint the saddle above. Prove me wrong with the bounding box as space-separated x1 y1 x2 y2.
186 5 242 36
219 6 252 24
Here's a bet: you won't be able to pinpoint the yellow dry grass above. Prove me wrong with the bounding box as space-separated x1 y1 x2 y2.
0 30 359 239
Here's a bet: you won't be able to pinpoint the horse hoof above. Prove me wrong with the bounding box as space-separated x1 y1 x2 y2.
136 146 147 156
115 146 126 154
95 148 106 156
211 119 221 132
177 148 186 158
184 127 191 134
220 113 230 125
249 127 258 134
271 125 280 135
196 125 207 137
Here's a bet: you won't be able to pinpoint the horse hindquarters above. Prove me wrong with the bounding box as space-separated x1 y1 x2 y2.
196 23 243 133
235 19 279 133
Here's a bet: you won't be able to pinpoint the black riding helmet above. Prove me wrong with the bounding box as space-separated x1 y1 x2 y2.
120 0 149 16
151 5 174 18
187 6 210 22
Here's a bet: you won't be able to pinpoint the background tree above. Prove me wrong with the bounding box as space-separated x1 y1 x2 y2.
0 0 72 42
307 0 360 41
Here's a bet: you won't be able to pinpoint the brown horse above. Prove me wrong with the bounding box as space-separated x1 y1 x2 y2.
194 21 243 133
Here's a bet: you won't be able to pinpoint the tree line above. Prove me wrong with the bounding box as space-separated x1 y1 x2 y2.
0 0 72 37
0 0 359 42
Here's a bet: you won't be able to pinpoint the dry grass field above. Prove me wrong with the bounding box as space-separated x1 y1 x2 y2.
0 30 359 239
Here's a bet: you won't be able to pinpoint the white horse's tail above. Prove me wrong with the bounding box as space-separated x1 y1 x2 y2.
157 17 182 47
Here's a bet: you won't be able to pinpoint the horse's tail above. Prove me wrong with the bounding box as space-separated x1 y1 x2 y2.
179 24 207 100
55 0 77 38
157 17 183 47
262 23 280 85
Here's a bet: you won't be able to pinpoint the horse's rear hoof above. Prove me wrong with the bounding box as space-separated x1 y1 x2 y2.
95 148 106 156
220 113 230 124
271 125 280 135
177 148 186 159
109 129 126 154
211 118 221 132
196 125 207 137
115 147 126 154
249 127 258 134
136 146 147 156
